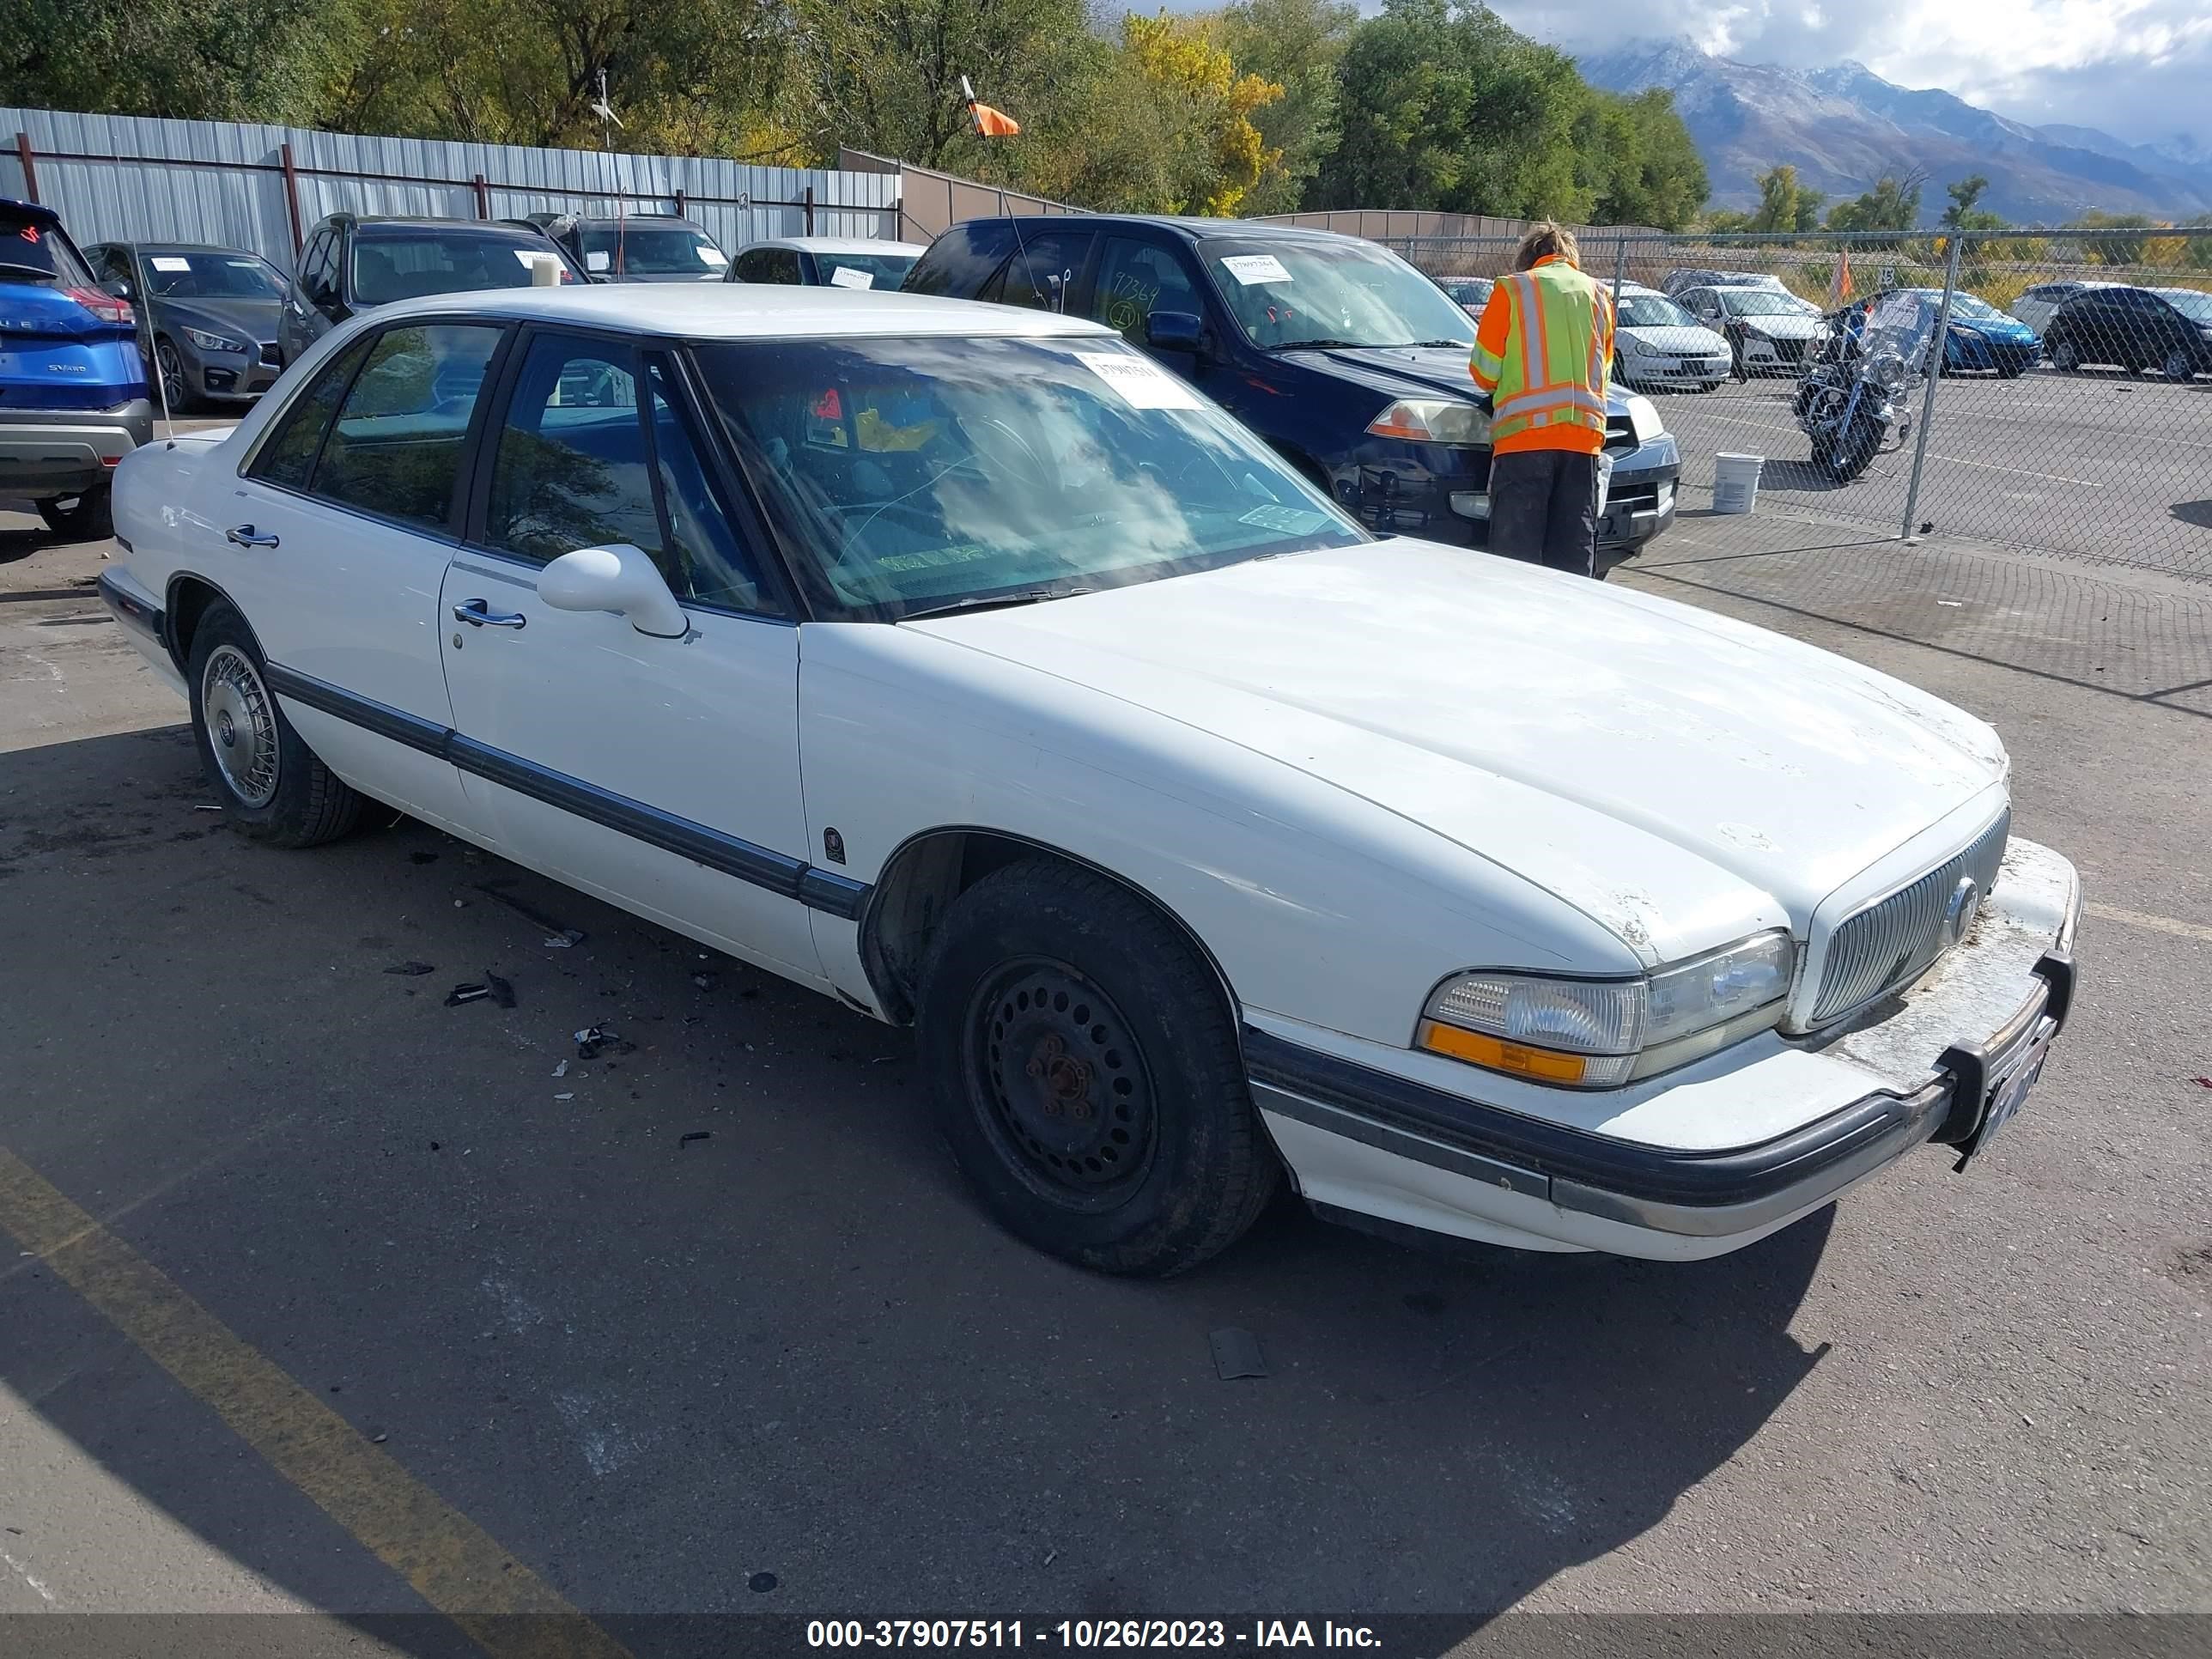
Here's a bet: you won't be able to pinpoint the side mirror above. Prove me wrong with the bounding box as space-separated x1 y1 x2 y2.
1145 310 1205 353
102 277 133 301
538 544 689 640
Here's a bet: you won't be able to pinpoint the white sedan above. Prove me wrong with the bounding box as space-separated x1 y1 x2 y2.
100 284 2080 1276
1611 283 1733 392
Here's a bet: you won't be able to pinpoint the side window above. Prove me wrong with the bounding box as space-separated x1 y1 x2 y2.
483 334 665 572
646 357 770 612
312 324 501 529
983 231 1092 311
732 250 764 283
247 335 373 490
298 231 335 300
1091 237 1201 343
769 251 804 285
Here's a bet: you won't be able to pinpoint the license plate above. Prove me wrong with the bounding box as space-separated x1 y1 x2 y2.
1962 1015 2057 1158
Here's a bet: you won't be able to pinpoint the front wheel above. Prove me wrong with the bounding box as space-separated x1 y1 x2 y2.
188 602 365 848
1826 412 1883 483
2164 349 2198 383
916 859 1279 1277
155 336 193 412
37 485 112 542
2051 337 2080 373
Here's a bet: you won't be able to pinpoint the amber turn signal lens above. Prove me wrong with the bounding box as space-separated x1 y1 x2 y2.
1416 1019 1589 1085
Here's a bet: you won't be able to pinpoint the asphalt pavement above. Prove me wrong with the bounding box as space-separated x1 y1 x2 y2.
1647 365 2212 583
0 490 2207 1656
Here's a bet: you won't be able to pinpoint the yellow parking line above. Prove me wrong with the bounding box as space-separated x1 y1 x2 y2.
0 1146 630 1659
2084 901 2212 945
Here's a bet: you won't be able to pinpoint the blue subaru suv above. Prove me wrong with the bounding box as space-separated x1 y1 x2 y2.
0 198 153 539
904 216 1680 559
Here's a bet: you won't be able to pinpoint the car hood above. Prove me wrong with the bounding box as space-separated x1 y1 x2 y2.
1287 343 1640 418
1620 324 1729 355
906 539 2008 961
1949 314 2037 342
155 295 281 343
1734 313 1826 339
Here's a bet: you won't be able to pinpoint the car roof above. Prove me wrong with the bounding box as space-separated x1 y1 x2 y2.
108 241 266 254
744 237 929 256
374 282 1118 339
978 215 1372 248
338 216 551 236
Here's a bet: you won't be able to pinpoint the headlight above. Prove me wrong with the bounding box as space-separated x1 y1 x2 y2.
1416 931 1795 1089
1871 352 1906 392
1621 391 1662 445
182 326 249 355
1366 398 1491 446
1618 333 1652 356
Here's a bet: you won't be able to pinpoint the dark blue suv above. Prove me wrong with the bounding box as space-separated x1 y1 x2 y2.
905 216 1680 558
0 198 153 539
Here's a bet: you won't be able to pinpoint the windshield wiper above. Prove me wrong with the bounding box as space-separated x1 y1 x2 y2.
896 586 1096 623
1400 339 1471 349
1261 337 1372 351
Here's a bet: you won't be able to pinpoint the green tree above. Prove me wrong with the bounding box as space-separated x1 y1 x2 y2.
1216 0 1358 216
1940 173 1990 226
1747 163 1804 233
2067 210 2156 264
1826 167 1926 232
1583 88 1706 229
0 0 339 123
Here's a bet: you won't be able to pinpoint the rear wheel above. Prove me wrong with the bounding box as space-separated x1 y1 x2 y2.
187 602 364 848
2051 337 2080 373
916 859 1278 1277
37 486 112 542
2163 348 2197 383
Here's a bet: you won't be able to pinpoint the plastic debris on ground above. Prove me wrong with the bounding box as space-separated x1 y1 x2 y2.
483 970 515 1009
1209 1328 1269 1380
383 961 435 977
692 971 719 991
680 1130 712 1146
552 1059 569 1078
445 983 490 1007
574 1024 636 1060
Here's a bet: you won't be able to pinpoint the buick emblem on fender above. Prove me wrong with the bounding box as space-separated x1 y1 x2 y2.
1944 876 1981 946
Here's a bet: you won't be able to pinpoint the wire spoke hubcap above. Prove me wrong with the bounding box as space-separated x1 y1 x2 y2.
202 645 279 807
969 958 1156 1210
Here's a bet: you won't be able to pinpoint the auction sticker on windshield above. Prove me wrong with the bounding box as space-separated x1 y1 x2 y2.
830 267 874 289
1077 351 1203 410
1219 254 1291 286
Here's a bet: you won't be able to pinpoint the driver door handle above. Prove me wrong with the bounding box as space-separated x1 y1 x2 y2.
227 525 279 549
453 598 526 629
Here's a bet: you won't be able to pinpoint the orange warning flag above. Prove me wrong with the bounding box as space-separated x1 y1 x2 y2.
970 101 1020 138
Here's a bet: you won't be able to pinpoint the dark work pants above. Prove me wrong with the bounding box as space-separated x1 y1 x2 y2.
1487 448 1600 578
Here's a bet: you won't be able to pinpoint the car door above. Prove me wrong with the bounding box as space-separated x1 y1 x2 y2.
436 326 823 981
215 318 506 831
981 229 1096 313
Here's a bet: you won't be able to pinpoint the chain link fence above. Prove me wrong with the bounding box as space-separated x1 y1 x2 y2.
1386 228 2212 583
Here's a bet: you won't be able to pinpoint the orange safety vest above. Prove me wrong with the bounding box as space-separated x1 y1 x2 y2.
1468 254 1613 456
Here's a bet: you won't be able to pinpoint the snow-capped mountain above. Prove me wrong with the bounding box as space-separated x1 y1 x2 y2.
1578 39 2212 223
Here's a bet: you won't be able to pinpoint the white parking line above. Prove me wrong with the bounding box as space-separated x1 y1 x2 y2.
2085 902 2212 945
1926 453 2104 488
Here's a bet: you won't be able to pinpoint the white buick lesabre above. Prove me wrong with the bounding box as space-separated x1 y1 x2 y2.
101 284 2079 1276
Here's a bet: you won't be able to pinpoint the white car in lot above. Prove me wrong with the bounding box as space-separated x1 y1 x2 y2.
1611 283 1733 392
100 285 2079 1276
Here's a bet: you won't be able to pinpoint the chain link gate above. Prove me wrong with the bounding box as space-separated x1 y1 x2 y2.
1384 228 2212 584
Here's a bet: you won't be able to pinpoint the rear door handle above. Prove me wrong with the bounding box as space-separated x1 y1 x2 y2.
227 525 279 548
453 598 526 629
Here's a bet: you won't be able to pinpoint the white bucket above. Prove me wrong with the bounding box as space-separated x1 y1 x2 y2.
1712 452 1764 514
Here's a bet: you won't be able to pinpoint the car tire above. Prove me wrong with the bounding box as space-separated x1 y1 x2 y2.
2163 349 2197 383
36 485 113 542
916 858 1278 1277
2051 337 2079 373
187 602 364 848
155 336 195 413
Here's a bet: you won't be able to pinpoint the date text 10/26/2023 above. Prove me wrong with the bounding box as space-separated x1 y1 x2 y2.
807 1622 1382 1650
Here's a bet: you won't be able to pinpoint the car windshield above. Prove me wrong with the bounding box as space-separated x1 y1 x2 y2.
696 334 1366 623
813 251 917 289
137 249 283 299
1198 238 1474 350
1722 290 1810 317
2154 288 2212 322
352 232 568 305
1443 278 1493 306
1619 293 1697 328
578 223 726 276
0 206 94 288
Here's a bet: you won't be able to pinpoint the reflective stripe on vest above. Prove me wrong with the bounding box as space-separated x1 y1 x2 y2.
1486 264 1612 447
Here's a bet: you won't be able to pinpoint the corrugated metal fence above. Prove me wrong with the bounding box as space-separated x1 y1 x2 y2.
0 107 902 269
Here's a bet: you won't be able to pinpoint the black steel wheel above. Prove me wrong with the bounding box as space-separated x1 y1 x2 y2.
917 858 1278 1276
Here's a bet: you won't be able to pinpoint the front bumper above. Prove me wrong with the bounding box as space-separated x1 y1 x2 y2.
1620 352 1731 388
0 398 155 496
1248 836 2080 1261
1739 331 1814 373
1341 433 1680 551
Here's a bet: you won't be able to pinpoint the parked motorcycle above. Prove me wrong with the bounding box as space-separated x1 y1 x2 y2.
1795 293 1935 483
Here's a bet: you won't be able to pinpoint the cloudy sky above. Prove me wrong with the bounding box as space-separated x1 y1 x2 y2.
1481 0 2212 149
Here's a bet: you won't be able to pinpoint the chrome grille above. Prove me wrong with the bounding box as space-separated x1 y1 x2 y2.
1810 809 2010 1025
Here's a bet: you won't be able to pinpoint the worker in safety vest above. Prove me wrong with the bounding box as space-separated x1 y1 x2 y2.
1468 222 1615 578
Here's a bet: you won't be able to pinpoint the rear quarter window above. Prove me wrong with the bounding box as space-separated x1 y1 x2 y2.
902 222 1017 297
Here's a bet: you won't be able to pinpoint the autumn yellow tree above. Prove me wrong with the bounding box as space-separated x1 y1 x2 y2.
1120 11 1284 216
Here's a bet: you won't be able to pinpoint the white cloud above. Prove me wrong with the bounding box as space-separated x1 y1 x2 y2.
1484 0 2212 147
